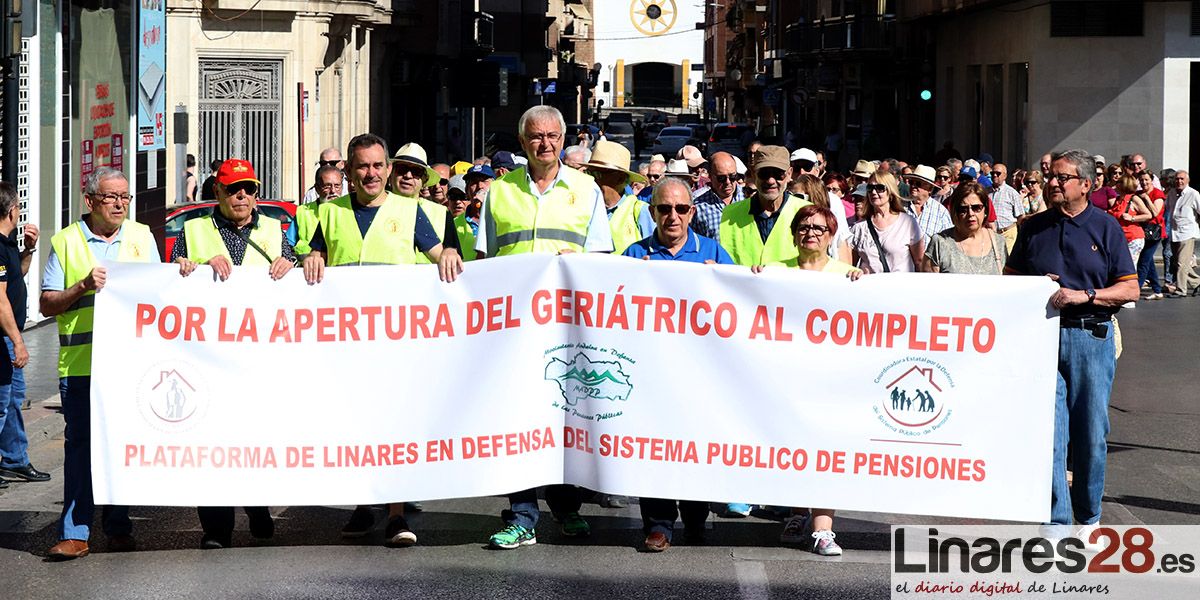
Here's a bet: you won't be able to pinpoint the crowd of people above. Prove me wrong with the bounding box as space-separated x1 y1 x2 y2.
2 104 1197 561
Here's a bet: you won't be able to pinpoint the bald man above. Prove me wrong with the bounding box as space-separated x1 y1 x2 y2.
691 152 741 239
302 147 349 204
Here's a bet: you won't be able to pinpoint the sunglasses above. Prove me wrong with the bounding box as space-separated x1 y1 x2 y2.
795 224 830 235
653 204 692 216
866 184 887 193
934 175 950 181
646 173 663 181
991 171 1003 177
319 160 342 167
225 181 259 196
1023 180 1038 187
393 164 425 178
956 203 986 214
712 174 738 183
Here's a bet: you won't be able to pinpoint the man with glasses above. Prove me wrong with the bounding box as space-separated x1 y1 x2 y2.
582 141 653 255
692 153 741 239
1005 149 1138 545
989 163 1024 249
42 167 160 560
1124 154 1162 191
295 165 346 254
720 145 811 268
390 143 463 266
475 105 612 550
636 159 667 201
788 148 821 196
302 147 349 204
170 159 293 549
426 163 452 206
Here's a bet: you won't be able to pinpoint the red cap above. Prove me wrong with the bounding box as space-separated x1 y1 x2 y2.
216 159 260 186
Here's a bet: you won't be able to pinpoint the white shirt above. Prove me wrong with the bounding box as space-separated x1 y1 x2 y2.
475 163 613 256
1168 186 1200 241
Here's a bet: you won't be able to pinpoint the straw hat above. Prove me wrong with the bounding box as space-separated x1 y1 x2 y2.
581 141 647 183
392 142 441 185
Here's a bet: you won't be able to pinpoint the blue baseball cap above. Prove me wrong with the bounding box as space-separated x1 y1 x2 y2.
491 151 517 170
465 164 496 180
960 166 978 180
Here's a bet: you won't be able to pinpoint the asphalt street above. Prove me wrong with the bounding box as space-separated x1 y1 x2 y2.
1 292 1198 599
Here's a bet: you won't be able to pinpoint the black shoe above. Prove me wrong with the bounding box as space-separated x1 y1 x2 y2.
246 508 274 540
0 464 50 482
384 515 417 548
200 535 229 550
340 506 375 538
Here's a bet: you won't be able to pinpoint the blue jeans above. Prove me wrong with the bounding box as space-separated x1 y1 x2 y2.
59 376 131 541
1050 325 1116 526
0 338 27 467
1137 237 1163 293
504 485 584 531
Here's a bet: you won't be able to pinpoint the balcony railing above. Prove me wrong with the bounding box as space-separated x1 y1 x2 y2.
784 16 897 56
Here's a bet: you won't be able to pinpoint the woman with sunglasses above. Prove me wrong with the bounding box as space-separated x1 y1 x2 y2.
932 166 955 203
921 182 1007 275
1019 171 1047 215
1090 166 1118 211
849 171 923 273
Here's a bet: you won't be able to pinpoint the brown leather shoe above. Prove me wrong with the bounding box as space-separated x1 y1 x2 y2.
108 534 137 553
643 531 670 552
47 540 89 560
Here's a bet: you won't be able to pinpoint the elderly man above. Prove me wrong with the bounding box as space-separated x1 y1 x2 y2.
720 146 811 267
636 159 667 201
0 182 42 492
42 167 160 559
624 177 730 549
295 165 346 254
453 164 495 262
491 151 518 178
990 163 1023 248
390 143 462 266
903 165 953 247
301 135 463 548
1005 149 1138 542
692 152 741 239
302 147 349 204
1167 170 1200 296
582 141 653 254
171 159 293 549
475 105 612 549
426 163 452 206
562 145 591 170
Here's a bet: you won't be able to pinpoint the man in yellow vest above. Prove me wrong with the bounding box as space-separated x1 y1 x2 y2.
301 133 462 547
474 105 613 550
720 145 812 267
581 140 653 255
295 164 346 255
41 167 159 560
388 142 462 266
169 159 292 550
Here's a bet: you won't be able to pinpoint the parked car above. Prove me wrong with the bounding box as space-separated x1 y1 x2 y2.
707 123 756 160
650 126 703 159
164 201 297 260
602 121 637 155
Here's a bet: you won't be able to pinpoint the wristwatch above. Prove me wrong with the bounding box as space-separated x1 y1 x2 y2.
1085 289 1096 304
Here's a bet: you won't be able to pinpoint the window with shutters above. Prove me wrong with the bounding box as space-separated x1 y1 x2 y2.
1050 1 1143 37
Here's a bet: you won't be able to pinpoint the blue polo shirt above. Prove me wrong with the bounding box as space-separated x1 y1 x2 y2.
622 229 734 264
1005 203 1136 320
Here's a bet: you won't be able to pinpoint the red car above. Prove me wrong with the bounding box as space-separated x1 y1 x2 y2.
163 201 298 260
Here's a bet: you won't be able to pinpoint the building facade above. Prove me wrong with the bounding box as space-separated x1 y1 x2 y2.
592 0 704 116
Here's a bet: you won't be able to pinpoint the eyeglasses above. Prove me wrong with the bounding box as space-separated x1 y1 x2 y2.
934 175 950 181
225 182 258 197
866 183 887 193
394 164 425 179
757 169 787 181
991 171 1003 177
646 173 663 181
525 132 563 143
793 160 815 171
1022 180 1038 187
437 179 449 187
828 186 843 194
319 159 342 167
653 204 692 216
794 223 830 235
956 203 986 214
92 192 132 205
712 174 738 183
1047 173 1082 186
1129 161 1145 167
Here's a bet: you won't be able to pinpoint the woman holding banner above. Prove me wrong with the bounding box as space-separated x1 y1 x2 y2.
921 181 1008 275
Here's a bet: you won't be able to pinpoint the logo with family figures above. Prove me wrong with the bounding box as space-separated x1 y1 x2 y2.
873 358 954 436
137 362 209 432
544 348 634 421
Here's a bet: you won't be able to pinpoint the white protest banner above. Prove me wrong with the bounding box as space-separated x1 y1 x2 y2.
91 255 1059 522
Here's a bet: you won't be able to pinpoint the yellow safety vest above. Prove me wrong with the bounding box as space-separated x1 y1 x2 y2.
487 166 599 256
719 193 811 267
609 195 648 255
414 199 449 265
183 213 282 266
454 214 476 262
319 193 419 266
293 201 322 255
49 220 156 378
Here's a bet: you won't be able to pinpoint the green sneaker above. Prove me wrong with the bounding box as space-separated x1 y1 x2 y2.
559 512 591 538
489 524 537 549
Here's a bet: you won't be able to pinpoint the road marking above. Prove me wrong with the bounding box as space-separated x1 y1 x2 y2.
734 560 768 600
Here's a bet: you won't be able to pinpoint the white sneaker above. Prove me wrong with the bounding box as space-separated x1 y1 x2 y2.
811 530 843 556
779 515 808 544
1075 523 1108 553
1121 301 1136 309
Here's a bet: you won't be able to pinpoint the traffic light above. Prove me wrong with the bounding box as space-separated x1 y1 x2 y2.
920 89 932 101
